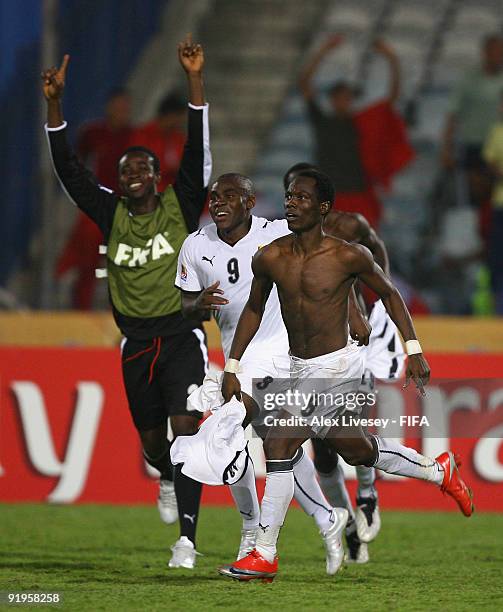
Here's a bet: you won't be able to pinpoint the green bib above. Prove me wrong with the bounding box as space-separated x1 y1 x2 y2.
106 188 187 318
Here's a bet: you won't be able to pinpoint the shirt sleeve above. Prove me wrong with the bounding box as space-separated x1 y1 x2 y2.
175 236 204 292
45 123 118 237
173 104 212 233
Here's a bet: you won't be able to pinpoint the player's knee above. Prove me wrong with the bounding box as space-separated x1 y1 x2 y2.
263 436 296 460
311 439 338 474
338 447 373 467
171 416 199 438
139 425 167 458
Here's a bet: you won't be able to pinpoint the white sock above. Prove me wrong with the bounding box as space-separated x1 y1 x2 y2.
356 465 377 499
292 448 334 532
373 436 444 484
318 462 355 521
229 459 260 529
255 462 294 563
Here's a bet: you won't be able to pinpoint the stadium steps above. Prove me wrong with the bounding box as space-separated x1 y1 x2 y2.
196 0 334 177
127 0 214 122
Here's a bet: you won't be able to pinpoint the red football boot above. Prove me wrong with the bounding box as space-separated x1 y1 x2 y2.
436 451 474 517
218 549 278 582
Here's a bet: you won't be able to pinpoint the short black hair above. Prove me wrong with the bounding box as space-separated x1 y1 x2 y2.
215 173 255 197
283 162 316 189
118 146 160 173
291 169 335 206
157 91 186 116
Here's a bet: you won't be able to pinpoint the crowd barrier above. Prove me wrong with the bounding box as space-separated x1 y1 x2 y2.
0 314 502 511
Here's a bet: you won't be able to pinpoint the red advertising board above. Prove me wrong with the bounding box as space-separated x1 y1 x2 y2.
0 348 502 511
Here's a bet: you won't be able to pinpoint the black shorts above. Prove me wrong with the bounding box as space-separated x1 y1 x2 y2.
121 329 207 431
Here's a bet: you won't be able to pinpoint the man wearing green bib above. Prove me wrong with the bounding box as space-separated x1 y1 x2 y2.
42 34 211 569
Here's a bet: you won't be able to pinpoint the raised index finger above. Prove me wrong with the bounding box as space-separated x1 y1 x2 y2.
59 54 70 76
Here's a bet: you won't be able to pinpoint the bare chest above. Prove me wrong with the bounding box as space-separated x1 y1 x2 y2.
273 252 346 303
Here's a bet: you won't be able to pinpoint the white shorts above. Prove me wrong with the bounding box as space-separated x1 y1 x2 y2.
186 348 290 414
288 340 365 438
364 300 405 380
239 353 291 397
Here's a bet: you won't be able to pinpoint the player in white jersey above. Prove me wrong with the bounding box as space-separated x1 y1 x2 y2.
174 173 351 575
177 216 289 363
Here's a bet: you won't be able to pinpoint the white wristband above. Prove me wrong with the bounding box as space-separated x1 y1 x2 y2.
224 358 240 373
405 340 422 355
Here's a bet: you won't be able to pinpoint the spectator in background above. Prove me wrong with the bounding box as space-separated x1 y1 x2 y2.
441 34 503 210
56 88 133 309
129 92 186 191
299 35 414 229
483 91 503 314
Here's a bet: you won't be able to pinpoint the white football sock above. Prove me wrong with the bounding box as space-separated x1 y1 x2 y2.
229 459 260 529
356 465 377 499
318 462 355 521
373 436 443 484
292 448 335 532
255 462 294 563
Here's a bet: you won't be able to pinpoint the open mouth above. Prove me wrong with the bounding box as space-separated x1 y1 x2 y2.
128 182 143 191
286 212 298 220
215 211 229 218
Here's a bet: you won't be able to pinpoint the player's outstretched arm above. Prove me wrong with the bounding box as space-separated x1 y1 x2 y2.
221 249 274 402
342 243 430 392
174 33 211 232
42 55 117 233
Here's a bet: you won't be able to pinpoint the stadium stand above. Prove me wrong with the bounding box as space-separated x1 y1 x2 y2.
253 0 503 313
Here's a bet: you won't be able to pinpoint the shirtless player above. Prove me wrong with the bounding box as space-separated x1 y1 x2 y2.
219 168 473 582
283 163 401 562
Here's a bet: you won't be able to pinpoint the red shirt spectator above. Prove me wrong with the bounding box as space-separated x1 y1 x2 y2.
299 36 414 229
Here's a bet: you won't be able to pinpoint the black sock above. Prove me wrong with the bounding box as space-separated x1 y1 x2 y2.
174 464 202 546
143 442 173 481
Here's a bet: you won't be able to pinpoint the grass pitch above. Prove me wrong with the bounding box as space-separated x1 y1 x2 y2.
0 503 502 611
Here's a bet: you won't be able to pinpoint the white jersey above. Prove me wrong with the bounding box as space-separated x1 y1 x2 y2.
175 216 290 361
364 299 405 380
